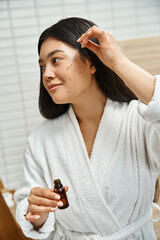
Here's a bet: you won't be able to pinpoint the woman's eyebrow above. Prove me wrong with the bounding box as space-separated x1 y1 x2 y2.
39 49 65 63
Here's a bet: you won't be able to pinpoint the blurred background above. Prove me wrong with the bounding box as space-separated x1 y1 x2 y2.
0 0 160 191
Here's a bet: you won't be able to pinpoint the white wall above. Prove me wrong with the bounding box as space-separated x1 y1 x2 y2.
0 0 160 190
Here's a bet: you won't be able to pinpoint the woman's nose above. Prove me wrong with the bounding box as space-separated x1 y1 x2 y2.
43 67 56 81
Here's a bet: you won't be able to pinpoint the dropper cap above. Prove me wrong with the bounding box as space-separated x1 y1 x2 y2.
54 179 63 189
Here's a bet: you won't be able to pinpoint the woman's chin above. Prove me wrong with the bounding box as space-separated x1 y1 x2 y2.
52 97 70 105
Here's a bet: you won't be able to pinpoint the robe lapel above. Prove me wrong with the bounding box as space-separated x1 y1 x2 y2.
66 100 121 235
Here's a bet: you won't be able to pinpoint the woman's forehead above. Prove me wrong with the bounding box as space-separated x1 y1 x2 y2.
40 38 76 58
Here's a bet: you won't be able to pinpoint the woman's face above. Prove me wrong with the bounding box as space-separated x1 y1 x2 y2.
39 37 96 105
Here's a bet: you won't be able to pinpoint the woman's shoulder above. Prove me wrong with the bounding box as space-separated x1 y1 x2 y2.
27 113 68 143
108 98 145 127
109 98 139 115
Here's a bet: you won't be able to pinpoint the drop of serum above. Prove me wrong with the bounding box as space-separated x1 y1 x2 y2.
54 179 69 209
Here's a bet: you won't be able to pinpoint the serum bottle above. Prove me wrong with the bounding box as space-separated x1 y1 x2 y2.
54 179 69 209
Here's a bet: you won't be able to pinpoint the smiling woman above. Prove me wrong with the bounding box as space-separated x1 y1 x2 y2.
14 17 160 240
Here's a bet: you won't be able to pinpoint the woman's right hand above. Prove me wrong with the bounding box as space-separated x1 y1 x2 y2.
25 186 68 229
77 26 125 70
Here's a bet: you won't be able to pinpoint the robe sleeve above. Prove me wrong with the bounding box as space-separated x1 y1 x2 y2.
14 139 55 239
138 75 160 170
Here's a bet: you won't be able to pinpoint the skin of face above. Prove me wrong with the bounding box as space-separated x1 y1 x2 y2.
39 37 97 105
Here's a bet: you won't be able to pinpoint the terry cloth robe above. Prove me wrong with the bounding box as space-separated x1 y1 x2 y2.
14 75 160 240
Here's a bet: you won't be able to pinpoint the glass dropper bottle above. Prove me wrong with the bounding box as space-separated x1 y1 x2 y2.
54 179 69 209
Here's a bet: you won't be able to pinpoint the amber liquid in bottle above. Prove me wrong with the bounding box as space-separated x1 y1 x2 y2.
54 179 69 209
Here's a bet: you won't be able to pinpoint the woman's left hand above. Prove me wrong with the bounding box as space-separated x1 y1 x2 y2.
77 26 126 70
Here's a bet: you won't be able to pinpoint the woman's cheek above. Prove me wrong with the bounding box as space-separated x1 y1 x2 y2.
67 90 72 94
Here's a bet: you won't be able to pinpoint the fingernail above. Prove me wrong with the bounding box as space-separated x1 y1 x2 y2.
57 201 63 207
77 37 81 42
55 195 60 200
34 215 40 219
51 207 57 211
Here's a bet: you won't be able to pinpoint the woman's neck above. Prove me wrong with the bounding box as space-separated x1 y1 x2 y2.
72 88 107 124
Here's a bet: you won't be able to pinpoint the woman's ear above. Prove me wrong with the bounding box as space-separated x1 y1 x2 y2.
85 55 96 74
90 63 96 74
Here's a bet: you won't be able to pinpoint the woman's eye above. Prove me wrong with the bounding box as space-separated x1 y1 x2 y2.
53 57 61 64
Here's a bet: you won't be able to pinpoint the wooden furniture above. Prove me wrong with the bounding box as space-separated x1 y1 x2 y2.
118 36 160 76
0 180 33 240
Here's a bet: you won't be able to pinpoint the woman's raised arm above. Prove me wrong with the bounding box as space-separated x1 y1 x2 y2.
77 26 155 105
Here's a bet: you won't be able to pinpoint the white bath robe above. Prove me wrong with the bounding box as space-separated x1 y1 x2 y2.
14 75 160 240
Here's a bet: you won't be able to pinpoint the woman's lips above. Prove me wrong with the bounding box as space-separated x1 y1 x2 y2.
48 83 62 92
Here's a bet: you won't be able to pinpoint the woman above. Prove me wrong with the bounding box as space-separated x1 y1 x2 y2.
14 17 160 239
